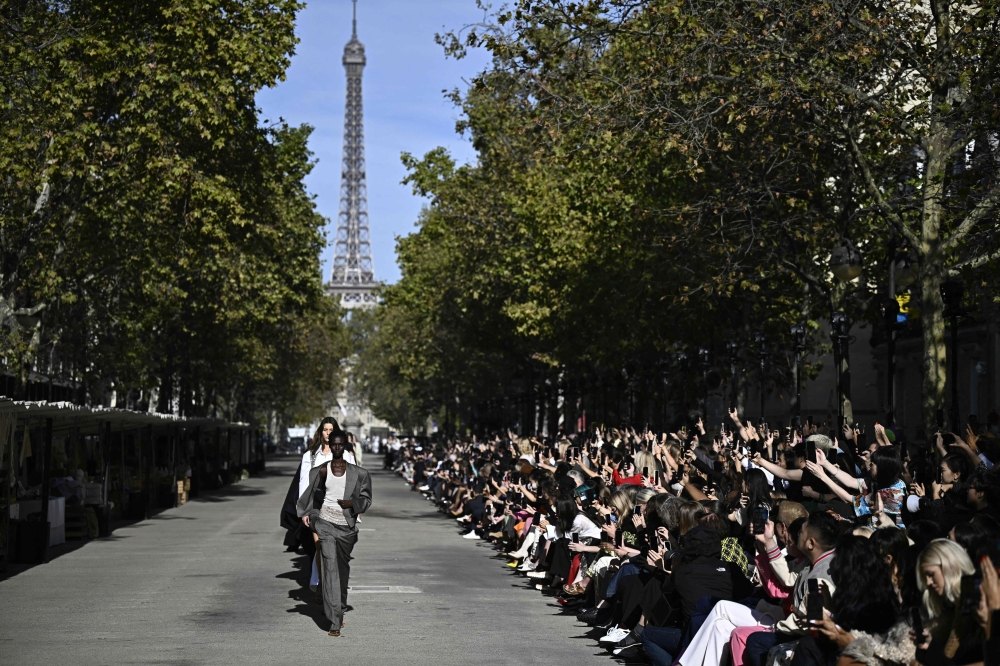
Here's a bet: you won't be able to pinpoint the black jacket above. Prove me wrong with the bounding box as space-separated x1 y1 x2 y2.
665 526 754 622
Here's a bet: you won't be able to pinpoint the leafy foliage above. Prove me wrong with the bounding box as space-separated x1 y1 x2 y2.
361 0 1000 435
0 0 346 425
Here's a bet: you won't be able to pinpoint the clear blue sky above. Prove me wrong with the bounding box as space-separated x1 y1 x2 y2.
256 0 491 284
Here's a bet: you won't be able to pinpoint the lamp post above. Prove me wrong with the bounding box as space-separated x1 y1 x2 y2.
754 332 767 423
880 297 900 427
726 340 739 410
790 324 806 429
830 311 850 431
698 347 710 421
941 280 965 431
828 237 862 432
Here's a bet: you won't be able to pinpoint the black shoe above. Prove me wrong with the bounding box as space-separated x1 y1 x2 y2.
615 630 640 649
577 607 599 623
594 616 616 631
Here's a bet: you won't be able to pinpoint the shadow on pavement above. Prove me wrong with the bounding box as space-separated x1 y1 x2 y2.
1 470 269 582
282 552 329 630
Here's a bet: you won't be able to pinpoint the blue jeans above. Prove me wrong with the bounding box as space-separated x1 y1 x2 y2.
745 630 781 666
642 626 683 666
605 562 641 598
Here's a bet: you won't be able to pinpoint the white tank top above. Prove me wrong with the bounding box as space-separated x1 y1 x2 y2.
319 463 350 525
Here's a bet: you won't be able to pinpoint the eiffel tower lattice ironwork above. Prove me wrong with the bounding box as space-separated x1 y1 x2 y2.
328 0 377 308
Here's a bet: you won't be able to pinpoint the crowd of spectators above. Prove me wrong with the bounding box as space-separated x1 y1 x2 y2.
387 412 1000 666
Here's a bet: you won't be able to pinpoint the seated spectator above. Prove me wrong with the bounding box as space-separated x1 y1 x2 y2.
795 534 912 666
742 511 839 666
914 539 984 665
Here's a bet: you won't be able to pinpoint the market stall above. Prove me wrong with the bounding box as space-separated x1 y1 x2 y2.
0 399 256 569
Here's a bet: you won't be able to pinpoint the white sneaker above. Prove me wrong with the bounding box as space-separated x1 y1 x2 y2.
599 627 629 644
461 531 480 540
456 515 471 523
418 485 430 491
526 570 548 579
518 561 537 572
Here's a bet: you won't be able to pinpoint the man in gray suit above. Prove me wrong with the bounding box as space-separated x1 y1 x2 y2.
297 429 373 636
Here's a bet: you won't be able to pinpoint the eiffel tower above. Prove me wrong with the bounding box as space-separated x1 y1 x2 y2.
327 0 378 309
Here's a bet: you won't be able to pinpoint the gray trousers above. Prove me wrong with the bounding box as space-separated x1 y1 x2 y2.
313 518 358 628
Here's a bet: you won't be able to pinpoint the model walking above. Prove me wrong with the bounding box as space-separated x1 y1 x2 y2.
298 429 373 636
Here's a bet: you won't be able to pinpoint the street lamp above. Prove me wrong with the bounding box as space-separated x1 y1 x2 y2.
941 280 965 431
830 239 864 282
789 324 806 428
880 297 900 427
754 332 768 423
895 257 918 289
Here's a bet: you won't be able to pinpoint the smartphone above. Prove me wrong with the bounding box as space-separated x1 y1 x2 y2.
605 514 613 526
752 506 769 534
633 505 642 516
655 470 662 486
642 466 649 477
806 441 817 464
806 578 824 622
614 530 623 548
959 574 982 615
572 532 580 544
909 607 923 641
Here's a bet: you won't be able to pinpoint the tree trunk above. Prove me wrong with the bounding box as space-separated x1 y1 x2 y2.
918 102 953 441
920 265 947 440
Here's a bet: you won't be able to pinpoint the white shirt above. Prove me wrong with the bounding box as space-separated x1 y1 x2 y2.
550 513 603 541
300 448 332 500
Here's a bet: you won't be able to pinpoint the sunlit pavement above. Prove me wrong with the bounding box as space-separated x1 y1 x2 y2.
0 457 614 665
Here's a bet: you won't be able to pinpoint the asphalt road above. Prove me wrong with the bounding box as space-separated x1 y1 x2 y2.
0 457 614 666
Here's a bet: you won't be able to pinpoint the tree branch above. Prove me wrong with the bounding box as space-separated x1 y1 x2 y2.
842 121 922 249
940 180 1000 254
948 246 1000 275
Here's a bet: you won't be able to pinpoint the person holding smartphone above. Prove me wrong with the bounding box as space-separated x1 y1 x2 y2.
805 446 906 528
741 512 838 666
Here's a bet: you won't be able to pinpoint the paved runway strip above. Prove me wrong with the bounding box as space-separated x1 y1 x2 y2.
0 458 611 666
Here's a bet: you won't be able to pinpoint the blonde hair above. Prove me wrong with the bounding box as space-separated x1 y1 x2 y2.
665 442 682 464
916 538 975 620
634 450 661 475
608 488 636 518
557 440 571 461
517 438 534 458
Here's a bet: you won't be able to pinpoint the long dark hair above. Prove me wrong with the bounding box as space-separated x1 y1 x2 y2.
309 417 340 455
829 535 900 633
869 446 902 491
556 498 579 534
744 468 772 508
